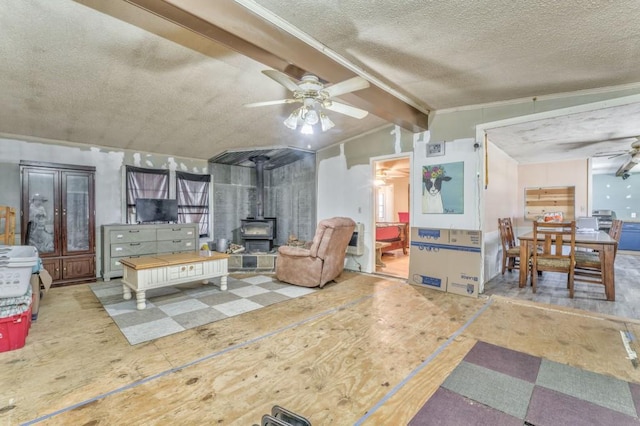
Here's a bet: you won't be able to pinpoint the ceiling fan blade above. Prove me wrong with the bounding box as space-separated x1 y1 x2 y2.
323 101 369 119
607 152 628 159
616 158 639 177
323 76 370 98
592 149 625 157
244 99 299 108
567 135 639 152
262 69 300 92
607 152 629 160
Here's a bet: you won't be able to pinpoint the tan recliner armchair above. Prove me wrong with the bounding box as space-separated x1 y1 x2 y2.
275 217 356 288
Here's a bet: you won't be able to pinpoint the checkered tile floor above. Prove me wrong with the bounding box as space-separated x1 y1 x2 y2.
409 341 640 426
90 275 316 345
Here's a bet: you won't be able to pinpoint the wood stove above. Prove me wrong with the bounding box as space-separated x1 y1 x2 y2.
240 155 277 253
240 217 276 252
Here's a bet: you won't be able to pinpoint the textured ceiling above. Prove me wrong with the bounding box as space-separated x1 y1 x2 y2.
252 0 640 109
1 0 640 167
486 100 640 174
209 147 314 169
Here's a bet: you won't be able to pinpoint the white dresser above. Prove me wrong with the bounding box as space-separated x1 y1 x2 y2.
101 223 199 281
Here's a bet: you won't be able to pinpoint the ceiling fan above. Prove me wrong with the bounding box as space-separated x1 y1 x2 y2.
593 137 640 178
244 70 370 134
376 167 408 179
375 166 409 186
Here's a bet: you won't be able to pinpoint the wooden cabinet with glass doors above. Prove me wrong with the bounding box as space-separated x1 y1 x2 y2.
20 161 96 286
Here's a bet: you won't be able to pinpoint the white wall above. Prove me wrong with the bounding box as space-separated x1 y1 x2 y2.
317 144 375 272
516 159 589 231
317 128 484 273
412 137 483 230
392 176 409 221
593 173 640 220
482 141 520 283
479 151 589 286
0 137 125 228
0 136 209 277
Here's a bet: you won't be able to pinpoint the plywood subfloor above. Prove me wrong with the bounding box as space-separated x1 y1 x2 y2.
2 271 640 425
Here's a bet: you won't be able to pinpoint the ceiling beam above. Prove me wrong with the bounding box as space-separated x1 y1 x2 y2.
79 0 429 132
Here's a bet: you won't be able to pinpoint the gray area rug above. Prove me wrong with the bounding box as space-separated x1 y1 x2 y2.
89 275 316 345
409 341 640 425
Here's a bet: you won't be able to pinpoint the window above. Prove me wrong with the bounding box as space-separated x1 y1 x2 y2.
377 188 385 220
125 166 169 223
176 171 210 237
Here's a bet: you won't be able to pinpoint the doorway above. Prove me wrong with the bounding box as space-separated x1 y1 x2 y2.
373 156 410 278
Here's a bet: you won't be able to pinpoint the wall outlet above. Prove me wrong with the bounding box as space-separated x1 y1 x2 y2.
632 212 637 218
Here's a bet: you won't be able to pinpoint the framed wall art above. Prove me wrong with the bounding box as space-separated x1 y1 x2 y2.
426 141 445 157
422 162 464 214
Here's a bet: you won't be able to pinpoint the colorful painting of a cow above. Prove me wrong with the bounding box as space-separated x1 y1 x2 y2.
422 163 464 214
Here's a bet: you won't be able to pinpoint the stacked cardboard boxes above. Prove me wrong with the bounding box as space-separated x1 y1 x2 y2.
408 227 482 298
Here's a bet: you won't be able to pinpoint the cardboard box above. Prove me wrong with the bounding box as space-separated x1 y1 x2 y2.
411 227 450 244
30 269 52 320
409 227 482 298
408 237 450 292
449 229 482 247
447 278 480 298
445 250 481 298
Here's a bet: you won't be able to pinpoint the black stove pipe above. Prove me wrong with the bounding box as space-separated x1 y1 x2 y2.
250 155 269 220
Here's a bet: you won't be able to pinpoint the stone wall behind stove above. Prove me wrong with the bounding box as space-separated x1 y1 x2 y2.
211 155 316 248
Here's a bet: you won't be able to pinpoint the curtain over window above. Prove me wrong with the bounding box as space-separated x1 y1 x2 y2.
125 166 169 223
176 171 210 237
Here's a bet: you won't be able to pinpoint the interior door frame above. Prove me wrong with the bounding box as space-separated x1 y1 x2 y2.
370 152 413 273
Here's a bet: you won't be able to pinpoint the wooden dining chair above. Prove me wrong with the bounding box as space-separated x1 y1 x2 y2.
610 219 623 257
574 219 622 289
530 221 577 297
498 217 521 274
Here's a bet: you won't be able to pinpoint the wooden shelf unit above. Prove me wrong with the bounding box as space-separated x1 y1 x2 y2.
20 161 96 286
0 206 16 245
525 186 575 221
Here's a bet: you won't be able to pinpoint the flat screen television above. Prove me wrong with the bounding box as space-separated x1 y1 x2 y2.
135 198 179 223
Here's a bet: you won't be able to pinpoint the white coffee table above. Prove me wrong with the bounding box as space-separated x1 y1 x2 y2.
120 252 229 310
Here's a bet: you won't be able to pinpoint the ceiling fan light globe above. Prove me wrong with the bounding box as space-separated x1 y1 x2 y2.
283 111 299 130
305 109 319 125
284 107 303 130
320 113 335 132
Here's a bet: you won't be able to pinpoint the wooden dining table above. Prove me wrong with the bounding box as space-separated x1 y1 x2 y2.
518 230 618 301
